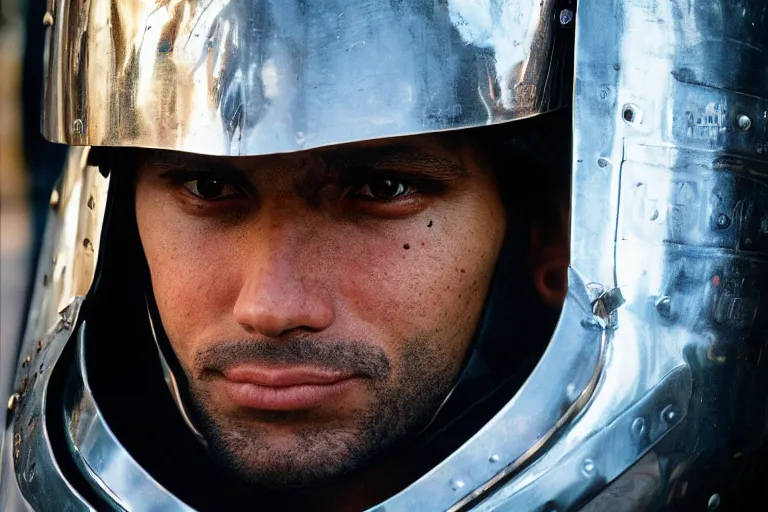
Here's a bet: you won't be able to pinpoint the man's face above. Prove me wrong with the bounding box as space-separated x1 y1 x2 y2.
134 134 507 489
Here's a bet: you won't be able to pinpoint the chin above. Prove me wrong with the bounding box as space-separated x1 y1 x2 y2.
202 415 374 490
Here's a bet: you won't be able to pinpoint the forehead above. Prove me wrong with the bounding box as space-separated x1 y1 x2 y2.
135 133 473 176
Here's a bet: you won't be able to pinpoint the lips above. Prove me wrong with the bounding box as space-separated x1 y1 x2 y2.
218 366 356 411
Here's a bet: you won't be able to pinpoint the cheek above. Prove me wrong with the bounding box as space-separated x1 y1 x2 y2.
136 194 242 352
338 204 504 366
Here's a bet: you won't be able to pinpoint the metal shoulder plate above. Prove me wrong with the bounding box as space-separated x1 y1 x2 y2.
0 148 107 511
4 0 768 510
386 0 768 510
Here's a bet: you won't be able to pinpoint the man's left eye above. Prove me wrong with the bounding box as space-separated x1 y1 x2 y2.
183 178 241 200
352 178 415 200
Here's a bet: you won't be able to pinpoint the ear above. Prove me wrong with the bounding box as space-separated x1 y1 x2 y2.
529 225 569 309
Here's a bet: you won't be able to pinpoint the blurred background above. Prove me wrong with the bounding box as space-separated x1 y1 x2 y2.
1 0 67 426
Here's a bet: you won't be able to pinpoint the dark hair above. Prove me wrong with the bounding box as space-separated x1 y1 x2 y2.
462 107 572 242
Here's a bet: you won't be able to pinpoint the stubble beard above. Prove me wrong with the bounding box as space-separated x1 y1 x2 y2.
185 337 457 491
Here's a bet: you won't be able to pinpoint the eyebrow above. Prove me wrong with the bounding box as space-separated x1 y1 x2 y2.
148 152 248 181
322 145 469 180
145 144 470 181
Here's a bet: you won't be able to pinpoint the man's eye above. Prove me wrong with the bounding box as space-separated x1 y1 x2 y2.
183 178 241 200
352 178 414 200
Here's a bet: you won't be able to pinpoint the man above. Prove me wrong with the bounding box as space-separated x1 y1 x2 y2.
4 1 768 511
131 125 569 508
76 113 570 511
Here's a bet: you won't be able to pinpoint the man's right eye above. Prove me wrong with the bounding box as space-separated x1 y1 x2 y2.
182 178 242 201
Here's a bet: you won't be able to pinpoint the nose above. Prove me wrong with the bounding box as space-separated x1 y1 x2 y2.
232 227 335 338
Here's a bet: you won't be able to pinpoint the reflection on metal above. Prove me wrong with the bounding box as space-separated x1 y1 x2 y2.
0 299 94 511
63 324 196 511
42 0 570 156
6 393 19 415
17 147 109 365
473 369 690 511
49 188 59 209
393 0 768 509
3 0 768 510
556 0 768 509
0 147 108 509
375 269 606 512
146 300 208 446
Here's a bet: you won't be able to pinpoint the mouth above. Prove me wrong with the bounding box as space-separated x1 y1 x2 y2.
217 366 358 411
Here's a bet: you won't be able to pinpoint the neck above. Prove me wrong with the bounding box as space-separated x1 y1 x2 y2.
304 455 417 512
216 448 422 512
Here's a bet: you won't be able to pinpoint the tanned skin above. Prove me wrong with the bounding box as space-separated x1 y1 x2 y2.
134 133 568 511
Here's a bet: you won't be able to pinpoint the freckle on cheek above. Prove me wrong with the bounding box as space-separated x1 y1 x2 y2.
403 244 410 250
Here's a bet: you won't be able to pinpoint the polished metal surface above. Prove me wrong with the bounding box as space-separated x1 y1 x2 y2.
0 299 94 512
460 0 768 509
63 323 196 512
375 0 768 509
39 269 605 512
372 268 606 511
42 0 570 156
146 301 208 446
7 0 768 510
15 147 109 371
0 148 108 510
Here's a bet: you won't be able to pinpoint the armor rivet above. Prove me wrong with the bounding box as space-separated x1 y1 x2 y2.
650 209 659 221
661 404 677 423
22 356 31 368
737 115 752 131
87 196 95 210
582 459 596 477
708 493 721 510
7 393 20 413
489 454 500 463
631 417 647 438
42 12 54 27
716 213 731 229
83 238 93 250
73 119 84 135
655 296 672 319
450 478 465 491
622 104 642 125
36 340 43 352
49 189 60 209
559 9 574 26
597 158 609 168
